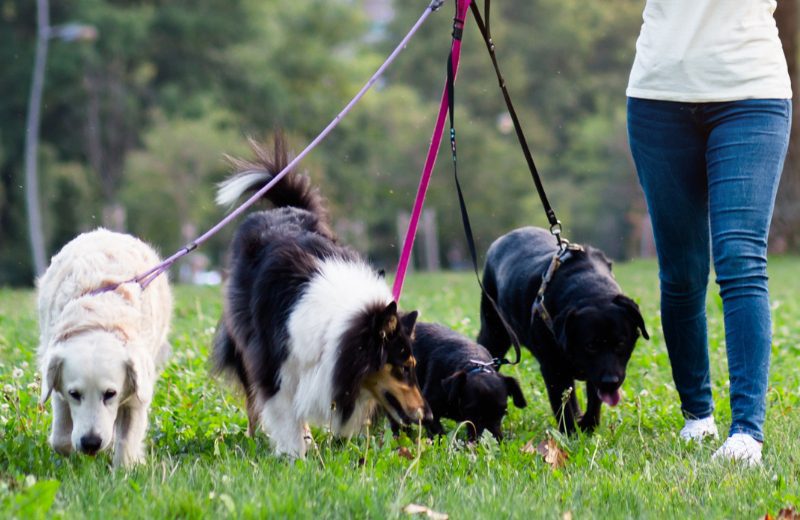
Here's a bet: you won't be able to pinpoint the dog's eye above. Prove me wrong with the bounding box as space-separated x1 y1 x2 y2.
68 390 82 402
103 390 117 402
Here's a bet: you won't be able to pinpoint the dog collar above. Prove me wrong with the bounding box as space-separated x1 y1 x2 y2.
531 242 584 337
466 359 496 374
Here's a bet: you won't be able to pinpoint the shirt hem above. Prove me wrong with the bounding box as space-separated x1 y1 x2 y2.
625 87 792 103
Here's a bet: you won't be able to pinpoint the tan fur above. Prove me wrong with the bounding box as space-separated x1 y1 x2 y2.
36 228 172 467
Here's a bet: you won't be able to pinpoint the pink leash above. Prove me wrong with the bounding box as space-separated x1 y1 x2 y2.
90 1 444 296
392 0 471 302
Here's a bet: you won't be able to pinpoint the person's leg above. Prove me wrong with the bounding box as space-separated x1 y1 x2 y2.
627 98 715 422
704 99 790 443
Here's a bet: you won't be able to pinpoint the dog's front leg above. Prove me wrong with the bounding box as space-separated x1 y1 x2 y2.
113 404 148 468
578 381 602 432
49 393 73 454
260 398 307 459
540 364 581 434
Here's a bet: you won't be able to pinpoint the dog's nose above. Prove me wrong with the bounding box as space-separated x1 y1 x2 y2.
601 374 621 386
80 434 102 455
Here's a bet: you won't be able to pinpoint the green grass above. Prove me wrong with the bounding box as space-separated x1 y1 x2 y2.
1 257 799 518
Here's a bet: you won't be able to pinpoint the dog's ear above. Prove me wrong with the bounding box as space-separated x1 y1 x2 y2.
40 352 63 405
441 371 467 404
124 350 156 405
376 301 399 340
400 310 418 336
613 294 649 340
502 375 527 408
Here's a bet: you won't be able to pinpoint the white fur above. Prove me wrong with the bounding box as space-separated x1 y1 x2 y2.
258 258 392 457
215 170 271 207
37 228 172 467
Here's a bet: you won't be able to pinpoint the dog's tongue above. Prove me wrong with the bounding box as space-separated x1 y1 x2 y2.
598 388 621 407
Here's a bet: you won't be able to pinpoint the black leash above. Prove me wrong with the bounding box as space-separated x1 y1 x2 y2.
469 0 564 246
446 3 520 368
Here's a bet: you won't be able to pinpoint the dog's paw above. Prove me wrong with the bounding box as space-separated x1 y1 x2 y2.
113 447 145 469
577 415 599 433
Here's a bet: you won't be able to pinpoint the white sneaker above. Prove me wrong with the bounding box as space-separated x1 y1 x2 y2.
712 433 763 467
679 416 719 441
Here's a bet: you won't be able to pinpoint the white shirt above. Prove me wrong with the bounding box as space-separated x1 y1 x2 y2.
627 0 792 102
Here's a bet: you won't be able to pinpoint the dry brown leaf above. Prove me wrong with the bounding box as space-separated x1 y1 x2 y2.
536 437 568 469
777 507 800 520
562 511 573 520
520 439 537 454
403 503 449 519
397 446 414 460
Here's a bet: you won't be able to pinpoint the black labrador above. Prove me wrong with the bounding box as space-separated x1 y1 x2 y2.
478 227 648 433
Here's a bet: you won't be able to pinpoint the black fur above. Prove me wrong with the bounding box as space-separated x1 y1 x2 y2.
212 135 424 434
478 227 649 434
401 322 527 441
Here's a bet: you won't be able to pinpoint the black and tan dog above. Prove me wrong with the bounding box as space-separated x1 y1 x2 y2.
392 322 526 440
478 227 648 433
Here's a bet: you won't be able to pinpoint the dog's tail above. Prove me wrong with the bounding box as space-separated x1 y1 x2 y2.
216 132 333 237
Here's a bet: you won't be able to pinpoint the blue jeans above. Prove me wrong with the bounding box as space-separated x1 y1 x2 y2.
627 97 790 442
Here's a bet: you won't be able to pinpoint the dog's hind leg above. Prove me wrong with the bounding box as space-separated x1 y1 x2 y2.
49 393 73 455
245 390 262 438
113 404 148 467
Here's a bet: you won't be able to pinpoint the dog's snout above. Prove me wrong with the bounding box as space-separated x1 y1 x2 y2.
80 433 102 455
601 374 621 386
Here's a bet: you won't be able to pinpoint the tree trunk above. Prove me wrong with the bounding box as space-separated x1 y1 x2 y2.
774 0 800 252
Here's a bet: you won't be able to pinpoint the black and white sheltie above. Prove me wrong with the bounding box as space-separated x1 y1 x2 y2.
212 135 430 457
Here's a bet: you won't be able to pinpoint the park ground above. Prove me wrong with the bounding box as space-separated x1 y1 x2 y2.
1 257 799 518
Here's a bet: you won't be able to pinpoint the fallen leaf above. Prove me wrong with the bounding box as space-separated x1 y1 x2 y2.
403 503 449 519
562 511 573 520
397 447 414 460
536 437 568 469
520 439 537 454
777 507 800 520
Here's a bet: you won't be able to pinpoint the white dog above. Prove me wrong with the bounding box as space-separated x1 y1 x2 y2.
37 228 172 467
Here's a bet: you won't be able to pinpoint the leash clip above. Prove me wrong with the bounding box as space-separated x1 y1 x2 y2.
429 0 445 11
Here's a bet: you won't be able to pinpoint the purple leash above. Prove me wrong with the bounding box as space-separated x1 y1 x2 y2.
91 0 444 296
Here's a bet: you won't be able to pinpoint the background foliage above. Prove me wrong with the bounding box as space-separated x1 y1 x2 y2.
0 0 798 286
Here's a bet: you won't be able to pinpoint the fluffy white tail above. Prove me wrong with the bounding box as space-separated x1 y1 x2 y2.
215 170 271 207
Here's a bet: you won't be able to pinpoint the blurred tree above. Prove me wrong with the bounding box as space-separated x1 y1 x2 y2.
385 0 644 260
121 107 247 273
774 0 799 251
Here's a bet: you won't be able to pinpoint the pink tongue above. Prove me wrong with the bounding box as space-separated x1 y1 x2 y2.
598 388 621 407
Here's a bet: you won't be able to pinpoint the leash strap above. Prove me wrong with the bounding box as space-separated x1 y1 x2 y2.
88 1 444 296
445 1 521 367
469 0 563 246
530 242 584 336
392 0 471 302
